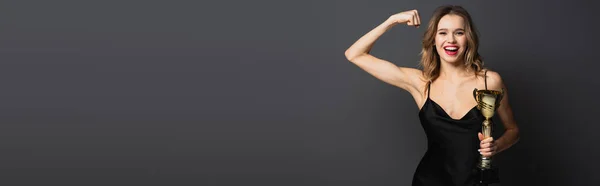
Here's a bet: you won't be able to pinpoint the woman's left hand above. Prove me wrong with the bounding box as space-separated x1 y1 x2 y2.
478 132 496 157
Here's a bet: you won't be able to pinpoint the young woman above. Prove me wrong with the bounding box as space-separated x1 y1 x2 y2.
344 5 520 186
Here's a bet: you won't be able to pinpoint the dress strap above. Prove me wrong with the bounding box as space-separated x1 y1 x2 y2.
484 70 488 90
427 81 432 98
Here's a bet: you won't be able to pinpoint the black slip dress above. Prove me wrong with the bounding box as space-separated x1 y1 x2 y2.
412 71 489 186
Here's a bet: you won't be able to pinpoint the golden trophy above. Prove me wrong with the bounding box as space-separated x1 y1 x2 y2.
473 88 504 185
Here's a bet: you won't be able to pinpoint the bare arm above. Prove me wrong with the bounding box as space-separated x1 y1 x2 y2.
493 74 520 153
479 71 520 157
344 10 424 94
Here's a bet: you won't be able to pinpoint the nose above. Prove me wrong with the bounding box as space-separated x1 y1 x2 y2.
447 35 456 43
448 34 456 43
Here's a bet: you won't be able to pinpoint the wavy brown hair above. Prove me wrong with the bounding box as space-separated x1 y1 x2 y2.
420 5 484 92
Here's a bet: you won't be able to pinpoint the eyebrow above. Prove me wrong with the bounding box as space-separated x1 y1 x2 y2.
437 28 465 32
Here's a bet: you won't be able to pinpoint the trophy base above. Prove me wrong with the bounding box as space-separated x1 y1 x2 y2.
473 165 500 186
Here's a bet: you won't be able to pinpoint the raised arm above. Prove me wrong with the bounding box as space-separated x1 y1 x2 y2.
344 10 424 94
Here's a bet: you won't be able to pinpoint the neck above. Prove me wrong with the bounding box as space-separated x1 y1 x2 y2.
438 60 471 82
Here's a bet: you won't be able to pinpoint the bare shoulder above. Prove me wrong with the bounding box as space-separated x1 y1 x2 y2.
483 70 505 90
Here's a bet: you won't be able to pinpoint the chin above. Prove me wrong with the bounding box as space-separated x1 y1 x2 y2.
439 51 465 64
440 56 461 63
442 59 459 63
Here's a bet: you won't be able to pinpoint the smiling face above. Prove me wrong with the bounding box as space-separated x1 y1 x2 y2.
434 14 467 64
419 5 484 83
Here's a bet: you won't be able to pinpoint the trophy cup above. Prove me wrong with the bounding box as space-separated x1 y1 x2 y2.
473 88 504 186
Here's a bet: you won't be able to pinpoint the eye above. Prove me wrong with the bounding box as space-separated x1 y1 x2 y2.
438 32 447 35
455 32 465 36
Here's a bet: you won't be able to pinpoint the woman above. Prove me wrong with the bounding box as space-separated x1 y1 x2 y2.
344 5 520 186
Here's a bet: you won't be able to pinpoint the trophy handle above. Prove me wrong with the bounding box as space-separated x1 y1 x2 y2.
473 88 479 102
495 88 505 110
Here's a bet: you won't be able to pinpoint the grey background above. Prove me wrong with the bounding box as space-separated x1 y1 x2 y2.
0 0 598 185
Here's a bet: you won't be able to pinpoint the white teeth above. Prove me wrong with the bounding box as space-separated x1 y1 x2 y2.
444 47 458 51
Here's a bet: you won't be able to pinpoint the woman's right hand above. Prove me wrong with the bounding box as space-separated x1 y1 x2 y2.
344 8 426 104
388 10 421 27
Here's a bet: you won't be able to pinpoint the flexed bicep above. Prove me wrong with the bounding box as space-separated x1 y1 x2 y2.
347 54 422 92
344 9 423 94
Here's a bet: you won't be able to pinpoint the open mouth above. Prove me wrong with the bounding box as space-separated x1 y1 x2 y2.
443 46 459 56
